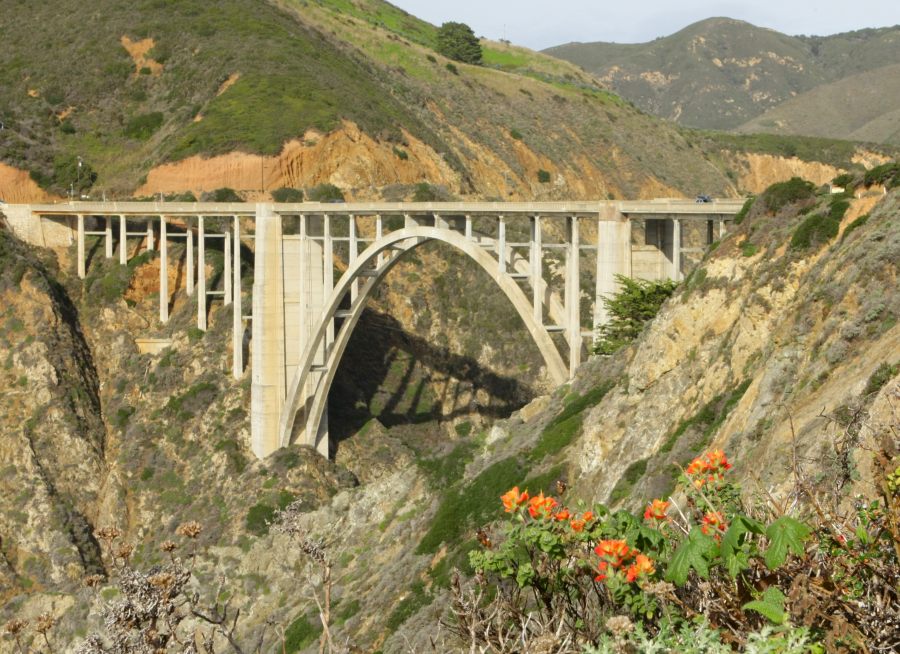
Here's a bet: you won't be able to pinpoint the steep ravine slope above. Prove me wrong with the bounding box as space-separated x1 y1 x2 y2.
1 182 897 652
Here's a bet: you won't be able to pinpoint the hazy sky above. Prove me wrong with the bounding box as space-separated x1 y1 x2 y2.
391 1 900 50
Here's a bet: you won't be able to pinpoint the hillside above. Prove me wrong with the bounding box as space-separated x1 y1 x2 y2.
545 18 900 135
0 175 897 652
3 0 884 205
738 63 900 144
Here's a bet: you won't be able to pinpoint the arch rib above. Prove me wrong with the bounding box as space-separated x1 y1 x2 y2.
278 226 568 453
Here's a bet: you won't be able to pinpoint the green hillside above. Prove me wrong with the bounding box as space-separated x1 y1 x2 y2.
0 0 746 200
737 63 900 144
544 18 900 132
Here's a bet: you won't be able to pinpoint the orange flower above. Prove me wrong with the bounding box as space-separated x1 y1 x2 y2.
527 492 558 519
706 449 732 471
594 539 636 567
643 499 670 521
554 508 571 522
501 487 529 513
686 457 710 476
701 511 727 537
582 511 595 523
570 518 586 532
625 554 656 582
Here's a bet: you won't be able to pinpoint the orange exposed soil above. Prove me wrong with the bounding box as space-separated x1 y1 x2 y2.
0 163 56 203
120 36 163 76
136 121 459 199
733 152 841 194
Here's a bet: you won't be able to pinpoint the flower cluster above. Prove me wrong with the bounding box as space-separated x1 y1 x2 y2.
701 511 728 539
593 539 656 583
527 492 558 518
643 498 670 522
500 487 596 534
501 486 529 513
685 449 732 489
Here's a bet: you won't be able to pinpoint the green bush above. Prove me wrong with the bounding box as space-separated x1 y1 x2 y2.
863 162 900 188
282 613 321 653
593 276 678 355
732 197 754 225
392 146 409 160
790 197 849 250
412 182 439 202
436 22 482 65
123 112 164 140
760 177 816 214
509 128 523 140
245 502 276 536
271 187 304 203
537 169 551 183
445 62 458 75
864 361 898 396
203 187 243 202
840 214 869 242
741 242 759 257
307 183 344 202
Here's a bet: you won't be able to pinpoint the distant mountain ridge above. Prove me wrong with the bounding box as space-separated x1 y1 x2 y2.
544 18 900 141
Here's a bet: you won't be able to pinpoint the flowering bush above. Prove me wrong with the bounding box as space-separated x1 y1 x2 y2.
455 447 900 652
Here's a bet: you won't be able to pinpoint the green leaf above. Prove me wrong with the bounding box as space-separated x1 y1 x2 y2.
515 562 535 588
764 516 811 569
743 586 787 624
665 527 717 586
721 515 765 577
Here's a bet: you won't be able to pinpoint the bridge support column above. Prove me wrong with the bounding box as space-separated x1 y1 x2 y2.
251 204 286 459
76 214 85 279
119 215 127 265
349 214 359 302
105 218 113 258
498 215 506 273
595 205 632 329
160 217 169 324
565 216 581 376
671 218 682 282
198 216 207 331
186 227 194 296
146 221 154 252
531 216 542 324
232 216 242 379
224 229 232 306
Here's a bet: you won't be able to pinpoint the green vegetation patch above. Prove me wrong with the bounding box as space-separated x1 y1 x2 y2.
864 361 898 396
840 214 869 242
760 177 816 214
283 613 321 653
417 459 562 554
609 458 649 504
733 197 754 225
790 196 849 250
124 112 164 141
593 276 678 355
661 380 752 457
530 382 616 461
386 580 433 631
863 162 900 188
417 439 478 487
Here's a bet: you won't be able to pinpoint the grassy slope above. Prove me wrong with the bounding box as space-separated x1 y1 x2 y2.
544 18 900 132
0 0 450 194
737 63 900 145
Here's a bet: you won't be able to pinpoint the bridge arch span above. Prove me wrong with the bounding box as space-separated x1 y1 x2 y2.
278 225 568 454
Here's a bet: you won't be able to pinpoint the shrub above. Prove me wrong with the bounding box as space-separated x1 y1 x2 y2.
741 242 759 257
271 187 304 203
732 197 754 225
445 62 458 75
760 177 816 214
864 361 898 396
123 112 164 140
436 22 482 65
392 146 409 160
203 187 243 202
790 196 849 250
245 502 276 536
863 161 900 188
593 276 678 355
840 214 869 242
307 183 344 202
509 128 523 140
537 169 551 183
412 182 439 202
283 613 321 653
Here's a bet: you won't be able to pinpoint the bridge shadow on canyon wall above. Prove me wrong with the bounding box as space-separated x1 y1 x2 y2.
328 309 535 451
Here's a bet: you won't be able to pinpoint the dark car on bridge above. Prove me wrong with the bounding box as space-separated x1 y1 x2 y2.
695 194 712 203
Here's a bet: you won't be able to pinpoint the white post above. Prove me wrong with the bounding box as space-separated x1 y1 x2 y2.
532 216 542 324
298 214 308 356
595 207 632 329
105 217 113 258
465 214 473 240
323 214 334 349
224 228 232 306
232 216 242 379
119 215 127 265
76 214 85 279
186 226 194 296
146 220 154 252
719 219 725 240
160 216 169 323
376 214 384 267
566 216 581 376
498 215 506 273
198 216 206 331
349 214 358 302
672 218 682 282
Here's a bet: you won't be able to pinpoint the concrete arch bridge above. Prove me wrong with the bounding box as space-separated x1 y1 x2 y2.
9 199 744 458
